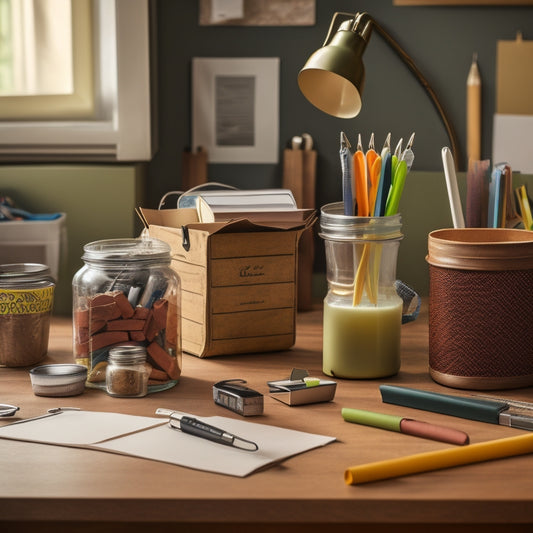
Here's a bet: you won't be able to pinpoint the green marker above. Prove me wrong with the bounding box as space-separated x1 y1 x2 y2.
341 407 469 446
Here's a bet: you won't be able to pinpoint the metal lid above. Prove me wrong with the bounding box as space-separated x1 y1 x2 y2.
82 237 171 264
319 202 402 241
108 345 147 365
30 364 87 379
0 263 55 286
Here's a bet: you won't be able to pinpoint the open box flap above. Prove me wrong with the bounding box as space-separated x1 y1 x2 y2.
138 207 316 235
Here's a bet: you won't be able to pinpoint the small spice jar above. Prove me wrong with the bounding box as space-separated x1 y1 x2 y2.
106 345 150 398
0 263 55 367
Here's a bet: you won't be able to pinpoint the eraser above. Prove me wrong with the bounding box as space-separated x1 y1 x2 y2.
304 377 320 387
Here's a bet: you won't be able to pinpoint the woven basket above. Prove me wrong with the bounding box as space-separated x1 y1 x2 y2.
427 228 533 390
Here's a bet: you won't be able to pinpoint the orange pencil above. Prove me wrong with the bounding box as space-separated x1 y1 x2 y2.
366 133 378 175
366 133 379 213
369 156 382 215
353 134 369 216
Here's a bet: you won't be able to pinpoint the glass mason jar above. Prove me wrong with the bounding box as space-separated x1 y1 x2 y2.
319 203 403 379
0 263 55 367
72 237 181 393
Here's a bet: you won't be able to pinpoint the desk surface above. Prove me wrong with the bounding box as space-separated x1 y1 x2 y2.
1 303 533 532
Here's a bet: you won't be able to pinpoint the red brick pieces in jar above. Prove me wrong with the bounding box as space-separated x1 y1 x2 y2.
72 237 181 394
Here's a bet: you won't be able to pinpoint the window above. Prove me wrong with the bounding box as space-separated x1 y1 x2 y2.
0 0 154 162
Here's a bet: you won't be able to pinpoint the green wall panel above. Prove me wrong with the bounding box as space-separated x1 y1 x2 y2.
0 164 145 315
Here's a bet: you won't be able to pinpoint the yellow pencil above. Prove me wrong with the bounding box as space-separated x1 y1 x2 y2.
345 433 533 485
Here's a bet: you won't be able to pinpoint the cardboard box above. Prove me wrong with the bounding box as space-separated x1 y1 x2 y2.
139 208 315 357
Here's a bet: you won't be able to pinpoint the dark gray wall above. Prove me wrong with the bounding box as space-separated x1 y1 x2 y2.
147 0 533 207
145 0 533 299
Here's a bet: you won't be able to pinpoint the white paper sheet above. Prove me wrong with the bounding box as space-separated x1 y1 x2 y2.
0 410 335 477
492 114 533 174
0 411 164 445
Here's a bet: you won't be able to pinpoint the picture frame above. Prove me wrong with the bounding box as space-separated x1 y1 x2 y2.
198 0 315 26
192 57 280 164
394 1 533 4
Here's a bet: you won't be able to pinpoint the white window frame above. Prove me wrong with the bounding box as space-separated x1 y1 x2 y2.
0 0 154 162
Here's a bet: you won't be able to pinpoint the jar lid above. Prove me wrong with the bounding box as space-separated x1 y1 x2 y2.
0 263 55 286
319 202 403 241
82 237 171 263
108 345 147 364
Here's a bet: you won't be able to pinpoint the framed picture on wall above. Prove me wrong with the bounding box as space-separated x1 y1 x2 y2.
198 0 315 26
394 1 533 4
192 57 280 164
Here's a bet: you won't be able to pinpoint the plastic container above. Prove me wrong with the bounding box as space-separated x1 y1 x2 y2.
427 228 533 390
0 263 55 367
0 214 66 280
319 203 404 378
72 237 181 393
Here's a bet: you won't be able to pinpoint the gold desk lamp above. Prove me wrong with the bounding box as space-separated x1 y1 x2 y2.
298 12 460 167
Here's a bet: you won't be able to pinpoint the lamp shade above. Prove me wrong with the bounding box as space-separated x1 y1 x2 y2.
297 11 461 168
298 16 371 119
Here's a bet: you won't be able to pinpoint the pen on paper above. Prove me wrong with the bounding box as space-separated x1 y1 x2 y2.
156 408 258 451
341 408 469 446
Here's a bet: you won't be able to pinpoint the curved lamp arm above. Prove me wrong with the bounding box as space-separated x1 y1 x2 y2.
300 11 461 170
370 16 461 169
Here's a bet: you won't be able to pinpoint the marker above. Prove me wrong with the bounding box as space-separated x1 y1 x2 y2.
380 385 533 431
341 407 469 446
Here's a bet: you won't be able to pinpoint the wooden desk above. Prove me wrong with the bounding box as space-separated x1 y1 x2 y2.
1 303 533 533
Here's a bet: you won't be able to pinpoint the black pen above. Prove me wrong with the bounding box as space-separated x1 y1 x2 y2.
155 408 258 451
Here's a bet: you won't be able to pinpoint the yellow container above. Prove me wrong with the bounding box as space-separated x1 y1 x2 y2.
0 263 55 367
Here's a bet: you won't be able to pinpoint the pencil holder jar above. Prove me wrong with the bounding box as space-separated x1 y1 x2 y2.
427 228 533 390
319 202 405 379
72 236 182 394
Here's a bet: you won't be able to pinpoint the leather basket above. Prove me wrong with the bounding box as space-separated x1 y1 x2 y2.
427 228 533 390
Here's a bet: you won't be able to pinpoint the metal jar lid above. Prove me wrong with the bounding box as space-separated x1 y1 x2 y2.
108 345 147 365
319 202 403 242
0 263 55 287
82 237 171 264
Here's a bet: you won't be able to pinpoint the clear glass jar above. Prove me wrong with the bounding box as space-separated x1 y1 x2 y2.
106 345 150 398
319 203 403 379
72 237 181 393
0 263 55 367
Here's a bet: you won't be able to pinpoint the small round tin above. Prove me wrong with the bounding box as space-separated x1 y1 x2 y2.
30 364 87 397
